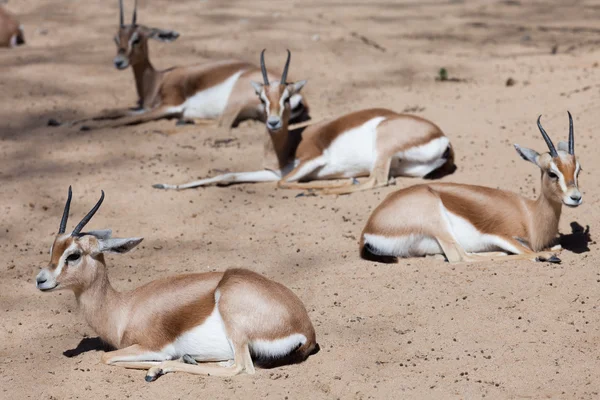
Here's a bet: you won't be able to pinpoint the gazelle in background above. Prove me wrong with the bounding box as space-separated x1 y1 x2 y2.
36 187 319 381
360 113 582 263
64 0 309 130
153 50 455 195
0 6 25 48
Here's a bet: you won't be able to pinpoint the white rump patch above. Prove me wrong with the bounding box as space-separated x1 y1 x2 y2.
391 136 450 177
161 308 234 362
363 233 442 257
250 333 307 359
182 71 244 119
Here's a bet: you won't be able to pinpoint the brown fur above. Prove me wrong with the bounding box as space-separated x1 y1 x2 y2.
39 234 317 359
74 23 309 129
361 148 581 259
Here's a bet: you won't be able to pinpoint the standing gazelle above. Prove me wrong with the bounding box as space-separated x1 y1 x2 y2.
153 50 455 195
65 0 309 130
36 187 319 381
0 6 25 48
360 113 582 263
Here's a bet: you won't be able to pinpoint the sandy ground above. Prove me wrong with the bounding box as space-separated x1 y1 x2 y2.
1 0 600 398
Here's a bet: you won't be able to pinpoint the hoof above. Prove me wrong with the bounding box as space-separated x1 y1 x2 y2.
145 369 162 382
47 118 61 127
80 125 91 131
547 255 562 264
152 184 166 189
351 178 359 185
535 255 561 264
182 354 198 365
176 119 195 126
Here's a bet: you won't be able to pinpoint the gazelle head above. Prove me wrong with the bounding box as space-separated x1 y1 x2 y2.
251 50 307 132
514 112 582 207
113 0 179 70
35 187 143 293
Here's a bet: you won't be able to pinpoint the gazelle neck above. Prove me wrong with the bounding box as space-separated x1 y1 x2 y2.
75 256 124 348
530 185 562 251
131 52 159 109
264 117 296 171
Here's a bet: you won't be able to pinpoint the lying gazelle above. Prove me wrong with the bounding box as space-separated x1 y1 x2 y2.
360 112 582 263
65 0 309 130
153 50 455 195
36 187 319 381
0 6 25 48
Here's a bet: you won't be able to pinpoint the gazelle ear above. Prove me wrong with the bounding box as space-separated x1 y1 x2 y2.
148 28 179 42
83 229 113 240
514 144 540 166
250 81 263 95
97 237 143 254
287 80 307 95
557 141 569 152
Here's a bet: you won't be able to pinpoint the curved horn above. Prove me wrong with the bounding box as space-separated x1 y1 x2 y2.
568 110 574 155
132 0 138 25
72 191 105 236
58 186 72 234
537 115 558 157
260 49 269 85
280 49 291 85
119 0 124 26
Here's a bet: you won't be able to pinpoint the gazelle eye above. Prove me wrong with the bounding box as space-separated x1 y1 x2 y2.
547 171 558 180
66 253 81 263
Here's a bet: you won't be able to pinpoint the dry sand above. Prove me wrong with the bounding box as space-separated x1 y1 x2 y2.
1 0 599 398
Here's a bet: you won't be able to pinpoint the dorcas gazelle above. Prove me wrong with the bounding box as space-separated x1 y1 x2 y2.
360 113 582 263
153 50 456 195
35 187 319 381
66 0 309 131
0 6 25 48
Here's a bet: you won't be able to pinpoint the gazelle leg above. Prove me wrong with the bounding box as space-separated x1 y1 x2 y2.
100 344 167 370
278 178 356 191
153 169 281 190
68 107 141 126
217 103 244 132
322 157 392 195
80 106 181 130
145 342 253 381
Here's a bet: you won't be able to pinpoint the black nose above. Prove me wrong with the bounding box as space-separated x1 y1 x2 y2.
36 277 47 285
114 60 124 68
570 194 581 201
268 120 278 127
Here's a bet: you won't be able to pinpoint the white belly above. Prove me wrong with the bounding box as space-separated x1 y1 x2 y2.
160 308 234 362
312 117 384 179
181 71 243 119
390 136 450 177
445 210 520 254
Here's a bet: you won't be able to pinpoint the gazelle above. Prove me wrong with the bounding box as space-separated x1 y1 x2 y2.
0 6 25 48
153 50 455 195
67 0 309 130
360 113 582 263
35 187 319 381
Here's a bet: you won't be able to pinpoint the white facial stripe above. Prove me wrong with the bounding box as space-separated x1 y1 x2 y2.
279 89 290 118
54 242 79 277
549 161 567 192
261 93 270 115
